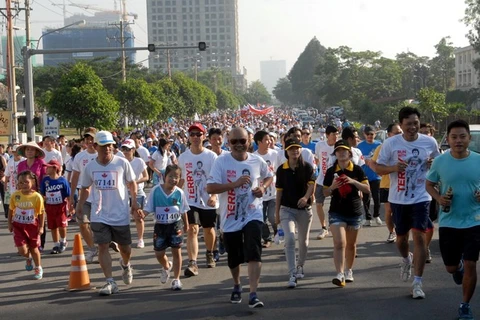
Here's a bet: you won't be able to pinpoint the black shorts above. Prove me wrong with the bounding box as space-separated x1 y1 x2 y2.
223 220 263 269
187 206 217 228
90 222 131 246
439 226 480 266
390 201 432 236
153 220 185 251
380 188 389 203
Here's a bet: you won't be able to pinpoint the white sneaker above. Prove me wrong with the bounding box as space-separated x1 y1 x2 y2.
401 252 413 282
317 228 328 239
119 259 133 285
98 281 119 296
160 261 172 284
386 232 397 243
363 220 371 227
295 265 304 279
171 279 183 291
412 281 425 299
332 272 345 287
345 269 354 283
374 217 383 226
85 247 98 264
137 239 145 249
287 275 297 288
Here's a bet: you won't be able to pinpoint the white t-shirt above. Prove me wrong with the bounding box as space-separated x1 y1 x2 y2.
151 150 169 172
327 147 365 167
43 148 63 165
377 134 440 205
72 149 98 201
80 156 136 226
5 157 24 194
129 157 148 197
254 148 279 201
136 145 150 163
207 153 273 232
178 148 218 209
315 140 335 185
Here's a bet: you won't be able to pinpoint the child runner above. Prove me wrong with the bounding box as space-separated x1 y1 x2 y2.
40 160 71 254
142 164 190 290
8 170 46 280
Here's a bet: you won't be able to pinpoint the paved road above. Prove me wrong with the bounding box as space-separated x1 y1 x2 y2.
0 197 471 320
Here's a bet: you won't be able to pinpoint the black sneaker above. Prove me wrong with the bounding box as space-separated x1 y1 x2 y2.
249 297 264 308
230 291 242 304
50 246 59 254
213 250 220 262
453 261 464 285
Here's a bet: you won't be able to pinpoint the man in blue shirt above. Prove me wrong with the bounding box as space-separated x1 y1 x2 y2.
358 126 382 226
300 128 316 153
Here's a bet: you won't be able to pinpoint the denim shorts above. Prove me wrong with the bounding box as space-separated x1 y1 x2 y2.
328 212 363 230
153 220 184 251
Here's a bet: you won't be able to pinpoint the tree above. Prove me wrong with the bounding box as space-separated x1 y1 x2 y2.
243 80 272 105
216 88 239 110
115 78 163 124
154 77 186 120
47 63 119 130
288 37 326 108
428 37 455 93
172 73 217 116
272 77 295 106
417 87 448 125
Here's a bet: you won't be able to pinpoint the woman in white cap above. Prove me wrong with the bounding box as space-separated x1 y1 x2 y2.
17 141 47 251
121 139 149 248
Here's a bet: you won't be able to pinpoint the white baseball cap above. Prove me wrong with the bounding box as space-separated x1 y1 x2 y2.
95 131 115 146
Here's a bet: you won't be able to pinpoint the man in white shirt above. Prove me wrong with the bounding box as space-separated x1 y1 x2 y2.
42 136 63 165
131 133 150 164
314 125 339 239
77 130 138 296
178 123 218 274
207 127 273 309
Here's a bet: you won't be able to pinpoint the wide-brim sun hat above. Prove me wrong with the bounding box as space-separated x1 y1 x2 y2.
17 141 45 159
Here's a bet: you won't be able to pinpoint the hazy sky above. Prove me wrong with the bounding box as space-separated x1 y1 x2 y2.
21 0 471 82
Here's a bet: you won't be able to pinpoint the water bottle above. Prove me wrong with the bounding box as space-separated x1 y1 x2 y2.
277 228 285 244
443 186 453 213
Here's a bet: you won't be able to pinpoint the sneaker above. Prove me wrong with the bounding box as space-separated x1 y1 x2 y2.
213 250 220 262
458 303 474 320
249 296 264 308
171 279 183 291
332 273 345 287
401 252 413 282
218 239 226 255
119 259 133 285
109 241 120 253
363 220 372 227
295 265 304 279
317 228 328 239
426 248 432 263
412 281 425 299
33 267 43 280
387 232 397 243
85 247 98 264
59 241 67 253
38 246 44 253
374 217 383 226
160 261 172 284
137 239 145 249
25 257 33 271
453 260 464 285
287 274 297 288
206 252 216 268
345 269 354 283
50 246 60 254
184 261 199 277
99 281 119 296
230 290 242 304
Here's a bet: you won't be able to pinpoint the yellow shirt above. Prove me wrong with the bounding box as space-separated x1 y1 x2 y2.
372 145 390 189
10 191 45 225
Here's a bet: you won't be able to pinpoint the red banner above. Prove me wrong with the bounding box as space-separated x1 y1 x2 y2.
248 104 274 115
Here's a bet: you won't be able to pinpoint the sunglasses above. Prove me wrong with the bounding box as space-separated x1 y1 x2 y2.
365 133 375 136
302 132 310 135
230 138 247 145
121 147 133 151
189 132 203 137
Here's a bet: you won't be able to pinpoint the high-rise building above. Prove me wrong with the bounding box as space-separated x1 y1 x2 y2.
42 13 135 66
146 0 239 76
260 60 287 94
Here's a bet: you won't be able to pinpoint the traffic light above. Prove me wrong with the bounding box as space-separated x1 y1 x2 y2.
198 42 207 51
18 116 26 125
147 44 156 52
34 116 40 125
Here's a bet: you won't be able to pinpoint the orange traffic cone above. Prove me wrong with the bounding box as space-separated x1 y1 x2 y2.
66 233 94 291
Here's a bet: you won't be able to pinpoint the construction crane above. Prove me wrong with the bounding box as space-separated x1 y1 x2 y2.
67 0 138 21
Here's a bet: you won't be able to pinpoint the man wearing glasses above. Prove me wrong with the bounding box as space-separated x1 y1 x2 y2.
300 129 316 153
178 124 219 275
207 127 273 309
358 126 382 226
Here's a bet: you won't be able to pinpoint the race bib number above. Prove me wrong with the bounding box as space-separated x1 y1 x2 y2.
155 206 181 224
46 190 63 205
13 207 35 224
93 171 118 190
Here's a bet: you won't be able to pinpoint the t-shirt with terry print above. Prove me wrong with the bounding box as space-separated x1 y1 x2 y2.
178 148 218 209
80 156 136 226
144 185 190 225
207 152 273 233
254 148 279 201
315 140 335 185
377 134 440 205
